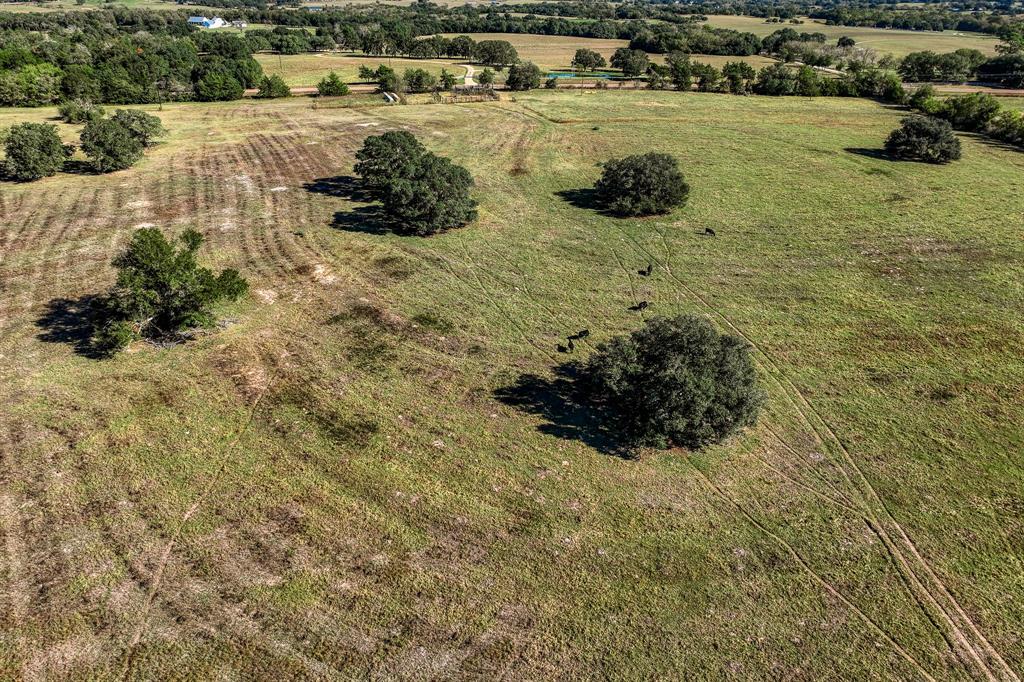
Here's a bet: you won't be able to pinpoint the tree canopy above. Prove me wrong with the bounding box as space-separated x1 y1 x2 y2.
91 227 248 355
581 315 765 449
885 116 962 163
2 122 72 181
594 152 689 217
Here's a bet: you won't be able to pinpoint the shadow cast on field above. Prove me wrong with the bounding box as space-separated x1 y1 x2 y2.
35 295 103 358
304 175 396 235
844 147 920 162
556 188 611 215
493 362 635 459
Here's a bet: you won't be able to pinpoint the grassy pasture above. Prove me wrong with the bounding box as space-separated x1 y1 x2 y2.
703 14 999 57
438 32 774 72
0 92 1022 679
255 53 468 87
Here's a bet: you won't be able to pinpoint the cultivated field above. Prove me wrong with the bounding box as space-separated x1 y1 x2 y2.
0 92 1022 679
255 53 468 87
703 14 1000 57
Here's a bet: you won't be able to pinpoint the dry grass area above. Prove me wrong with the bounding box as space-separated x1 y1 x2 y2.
703 14 999 57
438 32 774 72
255 53 468 87
0 92 1022 679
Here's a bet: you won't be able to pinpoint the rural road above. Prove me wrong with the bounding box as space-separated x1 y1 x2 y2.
462 64 477 86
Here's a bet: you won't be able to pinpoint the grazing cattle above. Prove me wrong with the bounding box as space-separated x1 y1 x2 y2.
629 301 650 311
638 263 653 277
567 338 575 352
704 227 716 236
568 329 590 341
556 344 569 353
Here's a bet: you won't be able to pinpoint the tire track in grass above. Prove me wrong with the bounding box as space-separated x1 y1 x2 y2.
618 219 1013 680
120 366 280 680
685 459 939 682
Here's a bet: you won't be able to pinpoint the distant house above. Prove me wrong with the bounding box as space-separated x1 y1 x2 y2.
187 16 230 29
231 20 248 28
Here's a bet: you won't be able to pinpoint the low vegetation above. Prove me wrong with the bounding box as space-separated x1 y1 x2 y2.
594 152 689 216
255 74 291 99
885 116 962 163
581 315 764 449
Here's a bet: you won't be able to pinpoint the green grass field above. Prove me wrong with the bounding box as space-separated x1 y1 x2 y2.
703 14 999 57
0 91 1021 679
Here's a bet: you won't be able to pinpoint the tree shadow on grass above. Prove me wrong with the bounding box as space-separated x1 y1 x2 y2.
302 175 373 202
844 147 922 163
556 187 615 216
493 362 635 459
304 175 397 235
35 295 103 358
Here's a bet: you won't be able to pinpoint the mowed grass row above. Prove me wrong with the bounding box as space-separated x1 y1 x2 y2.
0 92 1021 679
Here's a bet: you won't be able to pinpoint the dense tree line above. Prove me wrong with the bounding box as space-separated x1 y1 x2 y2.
0 16 264 106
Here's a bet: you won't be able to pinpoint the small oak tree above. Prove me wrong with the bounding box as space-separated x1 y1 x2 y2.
594 152 689 216
2 122 72 181
581 315 765 449
92 228 248 355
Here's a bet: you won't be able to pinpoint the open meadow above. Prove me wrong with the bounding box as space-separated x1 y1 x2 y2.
0 91 1022 678
438 32 775 72
703 14 1000 57
255 53 468 87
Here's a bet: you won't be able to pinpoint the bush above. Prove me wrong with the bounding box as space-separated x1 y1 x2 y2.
80 118 143 172
194 71 244 102
317 71 350 96
2 122 72 181
594 152 689 217
884 116 961 163
939 92 1001 132
255 74 291 99
581 315 764 449
110 109 165 147
58 99 104 124
354 132 478 235
477 68 495 86
91 227 248 355
506 62 542 91
544 77 558 89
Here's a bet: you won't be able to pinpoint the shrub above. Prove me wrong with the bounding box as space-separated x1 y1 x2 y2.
581 315 764 449
477 68 495 86
506 62 542 91
544 77 558 89
939 92 1001 132
110 109 165 147
255 74 290 98
57 99 104 124
317 71 350 96
91 227 248 355
80 118 144 172
439 69 458 91
884 116 961 163
2 122 72 181
594 152 689 217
